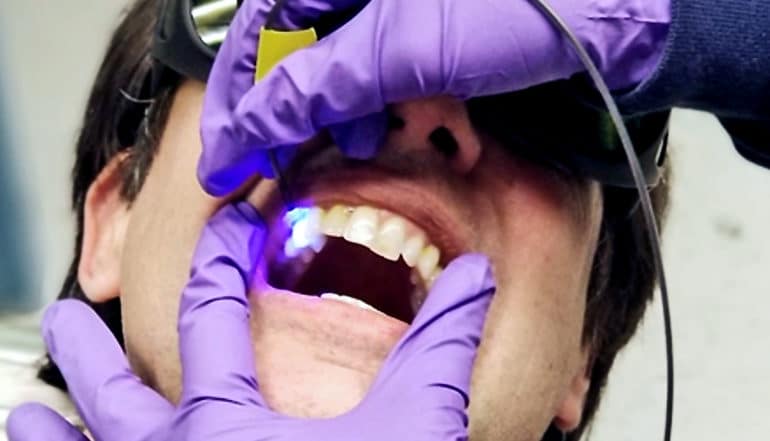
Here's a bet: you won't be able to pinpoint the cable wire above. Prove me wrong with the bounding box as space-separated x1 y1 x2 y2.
525 1 675 440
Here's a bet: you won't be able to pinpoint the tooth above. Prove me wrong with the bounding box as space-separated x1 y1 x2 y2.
343 206 378 247
427 267 443 290
410 270 422 287
300 248 315 264
320 293 381 313
288 206 323 250
371 216 406 261
402 235 426 267
321 205 352 237
410 285 426 314
284 240 300 258
416 245 440 281
306 207 322 238
310 234 327 252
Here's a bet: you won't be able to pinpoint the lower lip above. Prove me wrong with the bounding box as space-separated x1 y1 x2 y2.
247 286 410 417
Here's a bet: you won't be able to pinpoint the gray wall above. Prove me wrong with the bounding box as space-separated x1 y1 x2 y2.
1 1 769 440
592 110 770 440
0 1 126 309
0 44 35 311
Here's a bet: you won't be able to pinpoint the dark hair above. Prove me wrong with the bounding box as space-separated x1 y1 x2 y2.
574 175 669 441
37 0 177 390
39 1 670 440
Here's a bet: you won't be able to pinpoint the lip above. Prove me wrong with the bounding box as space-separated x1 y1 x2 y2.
263 136 474 265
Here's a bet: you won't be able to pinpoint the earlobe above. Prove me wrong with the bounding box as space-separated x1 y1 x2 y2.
553 353 592 432
78 153 132 303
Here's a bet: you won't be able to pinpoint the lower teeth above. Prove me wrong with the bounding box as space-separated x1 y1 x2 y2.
320 292 383 314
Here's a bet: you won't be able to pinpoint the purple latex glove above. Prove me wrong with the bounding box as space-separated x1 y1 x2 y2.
7 202 495 441
199 0 670 195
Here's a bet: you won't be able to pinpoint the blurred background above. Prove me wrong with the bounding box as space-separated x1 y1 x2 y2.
0 1 768 440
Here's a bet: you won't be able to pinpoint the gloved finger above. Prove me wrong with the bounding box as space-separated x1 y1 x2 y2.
268 0 365 30
199 0 276 194
199 0 365 195
178 202 268 408
271 0 386 162
205 0 272 108
6 403 87 441
42 300 173 441
328 111 388 159
228 3 391 176
373 254 495 407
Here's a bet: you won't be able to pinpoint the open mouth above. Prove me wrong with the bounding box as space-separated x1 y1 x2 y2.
263 203 447 324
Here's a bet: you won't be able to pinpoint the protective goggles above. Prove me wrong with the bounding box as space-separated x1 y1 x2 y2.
150 0 669 188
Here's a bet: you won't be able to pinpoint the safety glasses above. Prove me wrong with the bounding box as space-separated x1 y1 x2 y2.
466 83 669 188
148 0 669 188
153 0 239 85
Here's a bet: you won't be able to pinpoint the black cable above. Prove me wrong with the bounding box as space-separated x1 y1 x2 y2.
525 2 675 440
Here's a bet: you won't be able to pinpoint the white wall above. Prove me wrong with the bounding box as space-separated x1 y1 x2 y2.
591 110 770 440
1 1 769 440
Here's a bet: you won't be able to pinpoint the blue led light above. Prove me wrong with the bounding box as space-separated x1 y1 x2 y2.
285 207 310 227
291 217 313 249
284 207 314 250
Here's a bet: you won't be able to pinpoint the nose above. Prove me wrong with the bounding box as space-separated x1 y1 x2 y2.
386 97 483 174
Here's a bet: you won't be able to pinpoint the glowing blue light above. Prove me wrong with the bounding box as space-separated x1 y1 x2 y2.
291 217 313 249
284 207 313 250
285 207 311 227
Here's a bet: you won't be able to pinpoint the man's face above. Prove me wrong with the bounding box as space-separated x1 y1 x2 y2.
86 80 602 440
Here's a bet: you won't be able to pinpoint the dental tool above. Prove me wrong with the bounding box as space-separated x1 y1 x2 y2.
267 149 293 209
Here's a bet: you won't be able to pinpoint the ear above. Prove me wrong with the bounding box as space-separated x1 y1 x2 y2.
78 153 132 303
553 351 592 432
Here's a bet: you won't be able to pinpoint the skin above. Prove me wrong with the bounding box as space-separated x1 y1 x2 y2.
79 80 603 441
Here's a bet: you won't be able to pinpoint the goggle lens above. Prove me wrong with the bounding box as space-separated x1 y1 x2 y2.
191 0 238 49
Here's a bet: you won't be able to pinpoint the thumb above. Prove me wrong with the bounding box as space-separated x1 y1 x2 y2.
328 111 389 160
6 403 87 441
372 253 495 402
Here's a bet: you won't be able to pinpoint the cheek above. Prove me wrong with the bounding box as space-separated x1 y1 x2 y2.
467 172 601 440
468 278 587 441
118 81 222 399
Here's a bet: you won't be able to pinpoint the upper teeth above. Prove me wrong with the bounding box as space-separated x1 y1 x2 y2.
285 204 445 289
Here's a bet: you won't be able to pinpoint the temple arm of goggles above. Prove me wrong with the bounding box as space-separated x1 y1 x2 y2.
147 0 668 188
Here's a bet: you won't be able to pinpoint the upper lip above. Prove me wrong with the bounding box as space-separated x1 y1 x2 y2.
284 147 471 265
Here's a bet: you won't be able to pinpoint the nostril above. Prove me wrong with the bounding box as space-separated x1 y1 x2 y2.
387 112 406 130
429 126 459 158
387 99 482 173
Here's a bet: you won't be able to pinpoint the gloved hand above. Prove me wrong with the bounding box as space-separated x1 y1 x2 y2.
6 202 496 441
198 0 670 196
